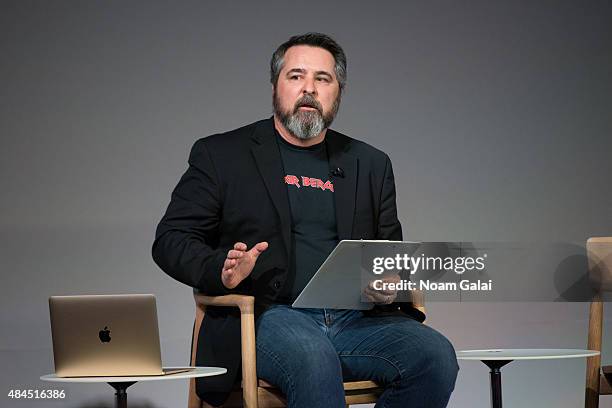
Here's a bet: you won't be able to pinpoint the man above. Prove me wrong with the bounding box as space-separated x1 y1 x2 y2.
153 33 458 407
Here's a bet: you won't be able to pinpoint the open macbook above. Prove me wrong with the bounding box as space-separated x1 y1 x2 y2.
49 294 192 377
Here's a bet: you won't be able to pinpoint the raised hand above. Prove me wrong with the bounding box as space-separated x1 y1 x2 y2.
221 241 269 289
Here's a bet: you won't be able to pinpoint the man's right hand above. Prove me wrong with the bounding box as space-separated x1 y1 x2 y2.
221 241 269 289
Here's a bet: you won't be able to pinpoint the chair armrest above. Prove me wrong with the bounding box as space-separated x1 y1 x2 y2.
192 291 258 408
194 293 255 314
410 289 425 315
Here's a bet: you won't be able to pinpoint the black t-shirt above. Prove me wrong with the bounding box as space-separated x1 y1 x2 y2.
276 131 339 302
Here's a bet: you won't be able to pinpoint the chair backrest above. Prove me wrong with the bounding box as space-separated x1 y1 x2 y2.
585 237 612 408
588 237 612 292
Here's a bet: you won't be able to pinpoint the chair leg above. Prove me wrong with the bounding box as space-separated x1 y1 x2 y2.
240 307 258 408
190 305 206 408
585 296 603 408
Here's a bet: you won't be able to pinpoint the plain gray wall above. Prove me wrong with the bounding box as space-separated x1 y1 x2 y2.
1 1 611 407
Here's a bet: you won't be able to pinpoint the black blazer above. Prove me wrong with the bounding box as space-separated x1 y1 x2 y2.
152 117 425 405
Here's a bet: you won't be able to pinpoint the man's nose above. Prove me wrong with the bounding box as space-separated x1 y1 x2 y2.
302 76 316 95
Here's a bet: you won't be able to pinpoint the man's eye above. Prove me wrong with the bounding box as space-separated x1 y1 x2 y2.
290 75 300 80
317 77 331 82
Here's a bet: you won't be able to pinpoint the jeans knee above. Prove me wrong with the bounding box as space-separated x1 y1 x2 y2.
299 348 343 386
258 345 345 407
390 333 458 391
417 336 459 391
257 343 343 390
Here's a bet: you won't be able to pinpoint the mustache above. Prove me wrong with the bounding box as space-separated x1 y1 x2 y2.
293 95 323 114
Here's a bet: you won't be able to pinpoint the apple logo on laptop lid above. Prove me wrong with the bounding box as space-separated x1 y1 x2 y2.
98 326 111 343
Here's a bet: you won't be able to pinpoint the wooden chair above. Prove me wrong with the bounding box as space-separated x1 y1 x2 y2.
585 237 612 408
188 291 425 408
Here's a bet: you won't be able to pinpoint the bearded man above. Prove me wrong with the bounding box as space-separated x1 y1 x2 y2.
153 33 458 408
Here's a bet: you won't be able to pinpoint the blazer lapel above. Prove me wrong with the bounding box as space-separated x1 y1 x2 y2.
250 118 292 255
326 130 358 240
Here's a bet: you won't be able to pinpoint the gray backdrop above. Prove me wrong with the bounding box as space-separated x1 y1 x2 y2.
2 1 611 407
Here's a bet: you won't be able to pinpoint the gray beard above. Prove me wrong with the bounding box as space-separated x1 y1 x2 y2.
283 110 326 140
273 91 340 140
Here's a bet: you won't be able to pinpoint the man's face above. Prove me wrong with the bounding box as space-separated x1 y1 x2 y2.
273 45 341 140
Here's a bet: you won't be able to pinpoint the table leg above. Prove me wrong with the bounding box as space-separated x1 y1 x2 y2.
482 360 512 408
108 382 136 408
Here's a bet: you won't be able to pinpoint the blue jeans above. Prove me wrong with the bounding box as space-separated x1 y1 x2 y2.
255 305 458 408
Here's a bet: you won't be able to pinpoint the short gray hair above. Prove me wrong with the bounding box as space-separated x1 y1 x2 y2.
270 32 347 92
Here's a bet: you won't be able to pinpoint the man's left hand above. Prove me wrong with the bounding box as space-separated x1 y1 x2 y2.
363 274 400 305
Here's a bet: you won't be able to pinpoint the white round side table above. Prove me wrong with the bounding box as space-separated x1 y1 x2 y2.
456 349 599 408
41 366 227 408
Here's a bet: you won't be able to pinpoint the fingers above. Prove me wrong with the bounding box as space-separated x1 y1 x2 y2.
227 249 244 259
229 242 266 256
386 274 401 283
362 288 379 302
363 289 395 304
222 241 266 285
368 288 396 297
364 285 395 299
251 241 268 255
364 279 398 304
223 258 237 271
370 291 396 304
222 242 249 289
366 280 396 296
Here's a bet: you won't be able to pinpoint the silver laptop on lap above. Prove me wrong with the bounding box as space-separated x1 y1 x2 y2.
49 294 191 377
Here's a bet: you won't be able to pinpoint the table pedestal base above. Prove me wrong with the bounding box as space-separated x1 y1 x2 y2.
482 360 512 408
108 382 136 408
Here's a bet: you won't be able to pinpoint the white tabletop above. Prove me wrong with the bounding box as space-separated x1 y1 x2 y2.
456 349 599 361
40 367 226 383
